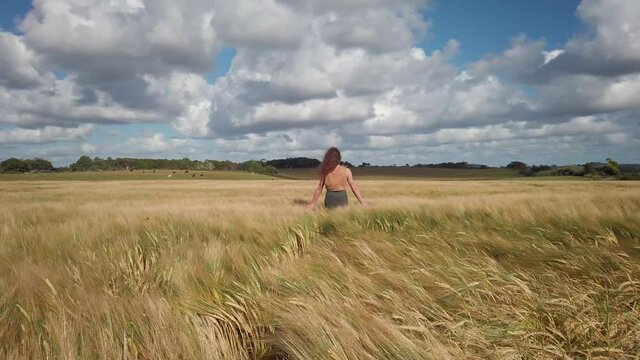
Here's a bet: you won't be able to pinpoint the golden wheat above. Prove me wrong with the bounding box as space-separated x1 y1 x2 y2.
1 180 639 359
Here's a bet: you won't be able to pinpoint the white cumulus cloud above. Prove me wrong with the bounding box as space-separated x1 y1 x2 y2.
0 0 638 165
0 124 93 144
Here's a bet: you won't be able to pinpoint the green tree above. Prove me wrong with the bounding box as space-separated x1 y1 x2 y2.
603 158 621 176
584 162 596 175
0 158 29 173
239 160 263 173
239 160 278 175
506 161 528 170
261 165 277 175
28 158 54 171
70 156 94 171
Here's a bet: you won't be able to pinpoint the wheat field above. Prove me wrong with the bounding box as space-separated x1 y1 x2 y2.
1 179 639 359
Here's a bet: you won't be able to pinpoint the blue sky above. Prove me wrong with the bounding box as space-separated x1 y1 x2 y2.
0 0 31 32
427 0 582 65
0 0 638 166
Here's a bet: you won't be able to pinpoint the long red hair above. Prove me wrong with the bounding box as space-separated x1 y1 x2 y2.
319 147 341 178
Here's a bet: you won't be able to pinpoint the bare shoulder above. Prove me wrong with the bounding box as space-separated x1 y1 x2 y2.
344 166 353 176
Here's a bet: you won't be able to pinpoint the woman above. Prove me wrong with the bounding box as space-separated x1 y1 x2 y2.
307 147 367 210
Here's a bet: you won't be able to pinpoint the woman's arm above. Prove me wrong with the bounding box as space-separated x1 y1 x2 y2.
307 179 324 210
346 168 367 206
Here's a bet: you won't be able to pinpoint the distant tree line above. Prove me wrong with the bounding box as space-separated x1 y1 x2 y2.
264 157 320 169
411 162 490 169
3 155 638 180
0 155 331 174
64 156 278 175
69 156 206 172
0 158 54 173
354 162 489 169
264 157 359 168
238 160 277 174
511 158 639 180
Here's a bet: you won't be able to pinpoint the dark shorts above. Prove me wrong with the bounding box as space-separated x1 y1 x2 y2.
325 190 348 209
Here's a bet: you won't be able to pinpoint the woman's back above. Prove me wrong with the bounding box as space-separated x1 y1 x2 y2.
324 165 348 191
307 147 366 210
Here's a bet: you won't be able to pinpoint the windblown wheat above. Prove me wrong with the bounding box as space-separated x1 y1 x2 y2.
1 180 639 359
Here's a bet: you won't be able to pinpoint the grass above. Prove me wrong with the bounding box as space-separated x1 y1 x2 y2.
1 179 639 359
